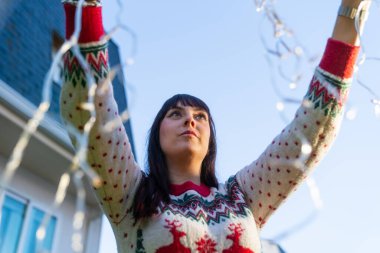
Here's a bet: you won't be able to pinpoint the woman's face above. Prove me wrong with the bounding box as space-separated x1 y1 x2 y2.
159 103 211 162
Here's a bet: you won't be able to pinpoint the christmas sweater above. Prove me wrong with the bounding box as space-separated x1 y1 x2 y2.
59 4 359 253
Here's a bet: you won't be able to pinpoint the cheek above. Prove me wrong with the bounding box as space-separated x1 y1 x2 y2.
202 126 211 149
159 120 172 151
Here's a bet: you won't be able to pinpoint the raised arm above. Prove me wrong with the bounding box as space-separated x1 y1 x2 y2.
59 0 142 228
235 0 367 229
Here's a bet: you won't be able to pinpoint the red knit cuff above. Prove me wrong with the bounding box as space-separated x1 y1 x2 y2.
319 38 360 79
64 4 105 43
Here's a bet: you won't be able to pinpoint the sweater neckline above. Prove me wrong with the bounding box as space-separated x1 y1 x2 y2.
170 181 211 197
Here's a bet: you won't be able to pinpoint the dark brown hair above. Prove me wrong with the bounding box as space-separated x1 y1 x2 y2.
132 94 218 220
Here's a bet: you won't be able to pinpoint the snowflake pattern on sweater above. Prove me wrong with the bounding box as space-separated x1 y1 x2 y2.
59 4 359 253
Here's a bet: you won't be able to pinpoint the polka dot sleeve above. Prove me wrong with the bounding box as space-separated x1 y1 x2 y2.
60 4 142 228
235 39 360 229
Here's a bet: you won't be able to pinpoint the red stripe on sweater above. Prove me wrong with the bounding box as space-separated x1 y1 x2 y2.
319 38 360 79
64 4 105 43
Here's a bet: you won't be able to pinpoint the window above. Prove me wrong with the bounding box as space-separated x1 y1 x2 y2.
0 193 57 253
0 195 27 253
22 208 57 253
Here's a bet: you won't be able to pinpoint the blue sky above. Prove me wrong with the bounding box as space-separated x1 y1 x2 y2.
98 1 380 252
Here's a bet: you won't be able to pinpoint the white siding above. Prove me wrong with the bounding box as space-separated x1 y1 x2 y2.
0 154 102 253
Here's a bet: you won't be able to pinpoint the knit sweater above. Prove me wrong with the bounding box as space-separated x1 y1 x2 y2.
59 4 359 253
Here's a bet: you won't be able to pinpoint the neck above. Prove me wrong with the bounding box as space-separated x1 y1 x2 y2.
166 155 202 185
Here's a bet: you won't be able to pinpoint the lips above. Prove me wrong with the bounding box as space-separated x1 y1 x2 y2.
180 130 198 138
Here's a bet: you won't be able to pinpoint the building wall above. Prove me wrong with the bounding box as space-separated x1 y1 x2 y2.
0 0 135 152
0 154 102 253
0 1 64 110
0 1 135 253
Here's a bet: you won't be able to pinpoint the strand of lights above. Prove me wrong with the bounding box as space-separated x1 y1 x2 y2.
0 0 77 225
253 0 353 244
100 0 139 130
0 1 103 252
255 0 378 246
34 0 141 251
38 1 102 251
35 0 140 251
0 1 377 252
354 1 380 119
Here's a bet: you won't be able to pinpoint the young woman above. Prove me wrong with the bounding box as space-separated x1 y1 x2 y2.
60 0 367 252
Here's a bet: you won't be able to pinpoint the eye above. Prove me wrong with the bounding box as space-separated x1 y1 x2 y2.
167 110 182 118
195 113 207 121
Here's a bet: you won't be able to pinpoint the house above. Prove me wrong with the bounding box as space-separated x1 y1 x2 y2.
0 1 134 252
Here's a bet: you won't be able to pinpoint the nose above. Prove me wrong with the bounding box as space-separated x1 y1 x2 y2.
184 115 195 127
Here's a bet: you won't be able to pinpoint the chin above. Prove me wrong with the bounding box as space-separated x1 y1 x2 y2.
169 145 205 158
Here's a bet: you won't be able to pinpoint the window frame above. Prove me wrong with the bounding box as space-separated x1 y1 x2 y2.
0 190 59 253
0 191 28 253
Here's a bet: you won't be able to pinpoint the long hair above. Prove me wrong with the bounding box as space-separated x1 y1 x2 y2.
132 94 218 220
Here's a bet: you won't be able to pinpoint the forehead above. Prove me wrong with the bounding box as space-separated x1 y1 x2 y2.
170 103 207 112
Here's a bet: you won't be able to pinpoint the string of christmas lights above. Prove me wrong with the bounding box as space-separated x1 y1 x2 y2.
253 0 378 245
0 1 378 252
